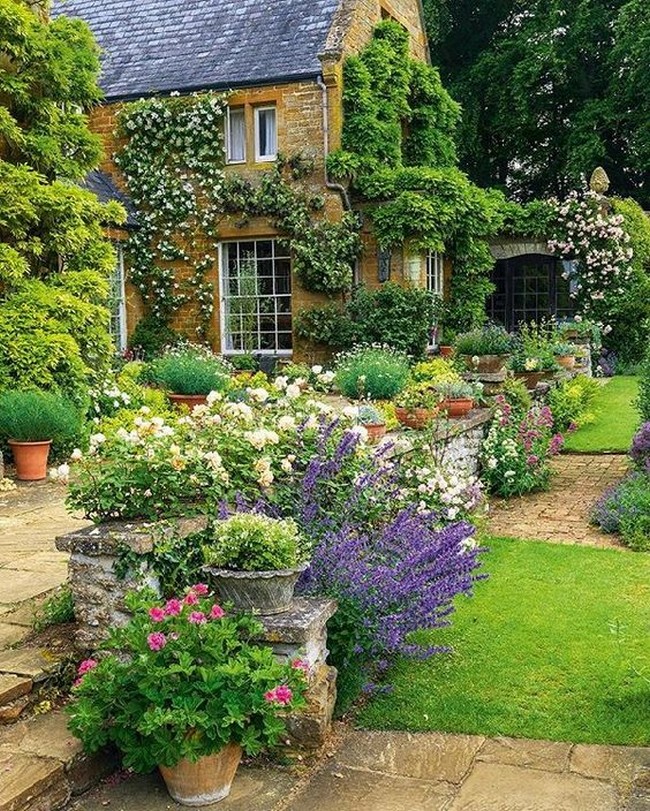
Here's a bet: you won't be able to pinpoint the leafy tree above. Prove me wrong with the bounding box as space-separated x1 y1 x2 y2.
0 0 124 405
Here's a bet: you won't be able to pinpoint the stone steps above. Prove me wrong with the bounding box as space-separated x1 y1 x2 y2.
0 711 117 811
0 647 69 725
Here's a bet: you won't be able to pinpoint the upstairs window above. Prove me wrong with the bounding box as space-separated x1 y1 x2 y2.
255 106 277 162
226 107 246 163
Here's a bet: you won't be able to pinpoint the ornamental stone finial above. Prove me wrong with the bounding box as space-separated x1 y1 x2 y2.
589 166 610 195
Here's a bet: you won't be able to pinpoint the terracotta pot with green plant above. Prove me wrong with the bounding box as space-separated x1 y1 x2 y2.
203 514 309 615
553 342 577 371
394 382 440 429
144 346 231 409
0 390 80 481
434 381 478 419
67 588 307 806
454 324 513 374
357 403 387 442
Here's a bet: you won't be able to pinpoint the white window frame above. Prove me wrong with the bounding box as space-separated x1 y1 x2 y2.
219 238 292 356
427 251 445 348
109 244 128 352
226 106 246 164
254 105 277 162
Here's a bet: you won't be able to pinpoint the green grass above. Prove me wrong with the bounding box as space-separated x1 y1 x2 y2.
359 537 650 745
563 375 639 453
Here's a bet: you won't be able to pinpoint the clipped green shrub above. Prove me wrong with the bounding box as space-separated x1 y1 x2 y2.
129 314 180 360
204 514 306 571
144 347 231 396
637 345 650 422
334 345 411 400
0 390 81 454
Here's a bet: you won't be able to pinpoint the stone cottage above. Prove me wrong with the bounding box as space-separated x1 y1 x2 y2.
52 0 443 358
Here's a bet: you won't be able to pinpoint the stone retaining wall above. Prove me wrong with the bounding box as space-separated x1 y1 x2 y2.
425 409 492 477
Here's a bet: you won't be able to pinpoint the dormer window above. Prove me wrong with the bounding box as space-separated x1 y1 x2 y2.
226 107 246 163
255 106 277 162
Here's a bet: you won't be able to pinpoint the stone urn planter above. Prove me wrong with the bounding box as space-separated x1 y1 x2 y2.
159 744 243 807
168 393 209 410
439 398 474 419
8 439 52 481
554 354 576 371
461 354 510 375
395 406 437 430
203 564 309 615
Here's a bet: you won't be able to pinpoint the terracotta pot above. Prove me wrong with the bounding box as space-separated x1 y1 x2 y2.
363 422 387 443
8 440 52 481
439 398 474 419
514 370 554 391
159 743 243 806
461 354 510 375
555 354 576 371
203 563 308 615
395 406 437 430
168 393 209 410
438 345 454 359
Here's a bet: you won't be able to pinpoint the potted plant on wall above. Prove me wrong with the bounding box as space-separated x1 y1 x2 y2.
144 346 231 409
0 390 80 481
434 381 477 419
67 588 306 807
394 382 440 430
454 324 512 374
357 403 387 442
553 341 577 371
202 514 309 615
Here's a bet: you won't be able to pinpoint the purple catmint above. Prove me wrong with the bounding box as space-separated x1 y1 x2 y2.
630 422 650 473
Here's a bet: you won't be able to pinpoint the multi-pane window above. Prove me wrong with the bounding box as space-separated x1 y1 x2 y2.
427 252 444 348
221 239 292 354
109 245 127 352
226 107 246 163
254 106 277 162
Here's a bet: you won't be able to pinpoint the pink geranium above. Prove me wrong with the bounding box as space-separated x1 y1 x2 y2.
148 607 166 622
291 659 310 675
183 592 199 606
190 583 209 596
147 632 167 651
264 685 293 705
210 604 225 620
77 659 98 676
188 611 207 624
164 598 182 616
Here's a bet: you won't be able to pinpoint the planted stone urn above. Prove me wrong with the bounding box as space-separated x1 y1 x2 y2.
202 513 309 615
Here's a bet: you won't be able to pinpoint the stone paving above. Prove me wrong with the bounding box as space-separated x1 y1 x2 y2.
487 453 630 547
68 728 650 811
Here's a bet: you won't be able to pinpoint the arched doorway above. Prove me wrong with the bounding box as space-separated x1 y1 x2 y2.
487 242 574 329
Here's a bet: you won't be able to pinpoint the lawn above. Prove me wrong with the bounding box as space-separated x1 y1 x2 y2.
563 375 640 453
359 536 650 745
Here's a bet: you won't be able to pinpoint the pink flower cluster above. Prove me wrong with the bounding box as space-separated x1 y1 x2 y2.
263 685 293 705
73 658 98 688
144 586 226 651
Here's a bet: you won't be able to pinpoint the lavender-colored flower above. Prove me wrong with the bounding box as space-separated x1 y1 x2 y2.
630 422 650 473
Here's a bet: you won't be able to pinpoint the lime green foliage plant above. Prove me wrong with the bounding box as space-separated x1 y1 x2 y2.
144 346 231 396
394 381 440 411
204 514 307 571
67 588 307 772
0 1 124 403
334 345 411 400
410 358 461 385
0 390 80 451
548 376 600 433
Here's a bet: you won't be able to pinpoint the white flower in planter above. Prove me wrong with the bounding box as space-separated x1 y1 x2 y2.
311 365 323 375
285 384 301 400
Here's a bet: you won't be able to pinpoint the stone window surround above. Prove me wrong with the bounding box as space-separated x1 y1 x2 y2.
225 100 278 166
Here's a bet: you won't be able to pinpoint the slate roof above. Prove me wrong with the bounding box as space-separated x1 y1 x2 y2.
81 170 138 228
51 0 341 101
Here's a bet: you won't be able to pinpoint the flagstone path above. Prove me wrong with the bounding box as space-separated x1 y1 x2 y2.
487 453 630 547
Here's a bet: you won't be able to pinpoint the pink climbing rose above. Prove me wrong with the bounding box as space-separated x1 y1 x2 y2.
147 632 167 651
210 604 225 620
148 607 166 622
